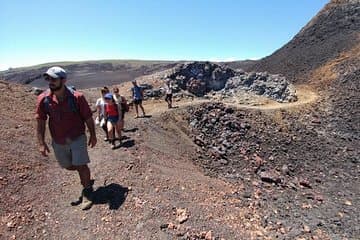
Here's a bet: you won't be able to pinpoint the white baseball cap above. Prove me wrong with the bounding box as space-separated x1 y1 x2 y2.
43 66 67 79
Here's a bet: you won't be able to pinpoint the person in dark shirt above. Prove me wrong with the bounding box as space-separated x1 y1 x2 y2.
131 80 146 118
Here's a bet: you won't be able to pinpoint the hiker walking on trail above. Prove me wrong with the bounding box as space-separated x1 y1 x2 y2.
131 80 145 118
95 87 110 141
164 80 173 109
104 93 123 149
35 66 96 210
113 87 129 132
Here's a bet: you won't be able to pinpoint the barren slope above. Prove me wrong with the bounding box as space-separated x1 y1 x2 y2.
231 0 359 84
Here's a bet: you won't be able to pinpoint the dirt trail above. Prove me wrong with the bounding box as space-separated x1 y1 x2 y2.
231 86 318 110
144 85 319 117
13 99 266 239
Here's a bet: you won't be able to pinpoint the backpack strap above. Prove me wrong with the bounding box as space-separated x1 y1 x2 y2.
66 86 79 113
43 90 51 114
43 86 79 115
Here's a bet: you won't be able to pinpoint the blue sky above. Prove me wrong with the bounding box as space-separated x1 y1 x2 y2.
0 0 328 70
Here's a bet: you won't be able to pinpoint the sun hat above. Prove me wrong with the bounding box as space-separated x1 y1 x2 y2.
43 66 67 79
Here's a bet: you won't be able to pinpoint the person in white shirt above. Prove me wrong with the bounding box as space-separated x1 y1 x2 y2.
95 87 109 141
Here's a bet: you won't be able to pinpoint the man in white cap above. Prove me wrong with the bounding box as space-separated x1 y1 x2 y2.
35 66 97 210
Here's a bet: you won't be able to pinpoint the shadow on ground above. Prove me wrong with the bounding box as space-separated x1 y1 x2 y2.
123 127 139 133
111 139 135 149
121 139 135 148
141 115 152 118
92 183 129 210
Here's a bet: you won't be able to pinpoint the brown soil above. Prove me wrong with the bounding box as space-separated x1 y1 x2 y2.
1 80 358 239
0 81 267 239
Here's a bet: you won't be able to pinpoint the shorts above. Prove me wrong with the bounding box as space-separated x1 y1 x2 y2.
165 94 172 101
134 99 142 105
52 134 90 168
107 115 119 123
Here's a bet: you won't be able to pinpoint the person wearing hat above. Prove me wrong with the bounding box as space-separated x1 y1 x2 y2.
103 92 123 149
35 66 97 210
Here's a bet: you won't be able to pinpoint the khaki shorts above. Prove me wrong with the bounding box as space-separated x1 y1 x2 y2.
52 134 90 168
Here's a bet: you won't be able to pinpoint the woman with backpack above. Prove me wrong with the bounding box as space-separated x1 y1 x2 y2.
103 93 123 149
112 87 129 132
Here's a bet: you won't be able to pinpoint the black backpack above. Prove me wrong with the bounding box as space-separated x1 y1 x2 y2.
121 96 129 112
43 86 79 114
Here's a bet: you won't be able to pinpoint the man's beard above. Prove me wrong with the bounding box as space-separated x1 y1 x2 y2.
49 81 63 92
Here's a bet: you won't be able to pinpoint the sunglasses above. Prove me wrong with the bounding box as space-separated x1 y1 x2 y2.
44 76 60 82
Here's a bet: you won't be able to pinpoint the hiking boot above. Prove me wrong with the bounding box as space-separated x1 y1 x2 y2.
71 180 95 207
70 196 82 206
80 186 94 210
111 143 116 150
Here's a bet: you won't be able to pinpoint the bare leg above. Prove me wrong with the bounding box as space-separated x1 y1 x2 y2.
66 165 91 188
107 121 114 141
119 120 124 131
107 121 116 148
102 122 108 140
139 104 145 116
77 165 91 188
169 96 172 108
135 104 139 117
165 95 170 108
115 121 122 140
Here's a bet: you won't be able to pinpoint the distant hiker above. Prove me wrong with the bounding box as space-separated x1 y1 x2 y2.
164 80 173 109
35 66 96 210
131 80 145 118
113 87 129 132
95 87 110 141
104 93 123 149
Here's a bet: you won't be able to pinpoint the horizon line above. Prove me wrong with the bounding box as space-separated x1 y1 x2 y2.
0 57 262 72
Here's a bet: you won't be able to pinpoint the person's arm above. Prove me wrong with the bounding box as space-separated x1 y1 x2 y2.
77 94 97 147
37 119 50 156
131 87 134 98
97 105 101 119
85 117 97 148
103 104 108 119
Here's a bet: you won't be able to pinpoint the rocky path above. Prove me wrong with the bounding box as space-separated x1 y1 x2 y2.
4 100 264 239
144 85 319 118
5 84 356 240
